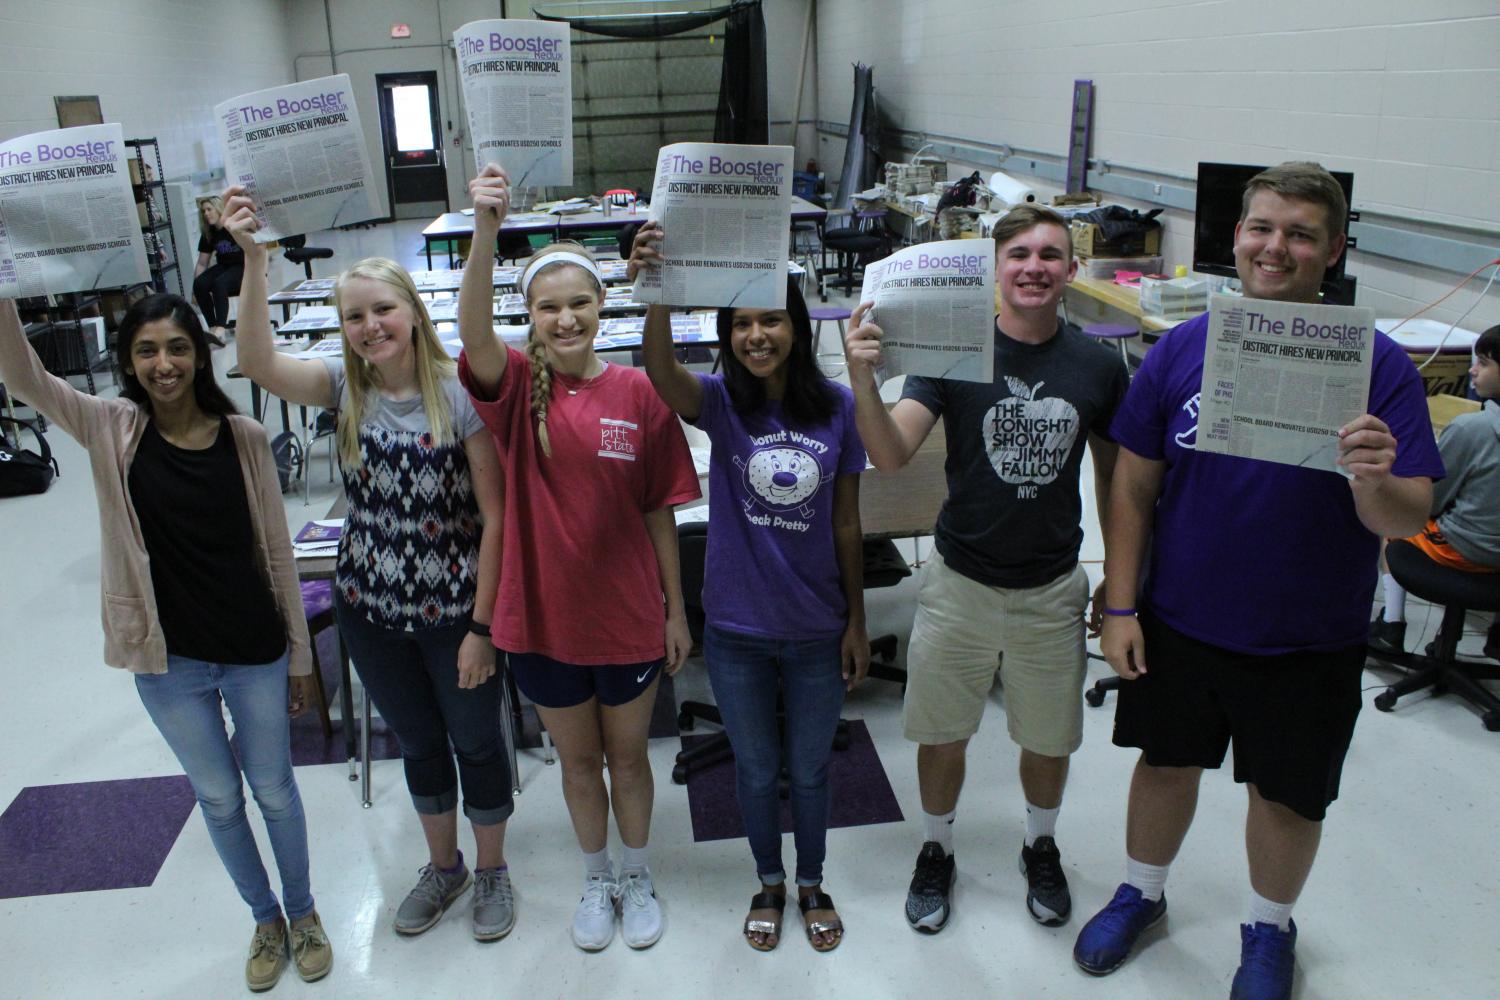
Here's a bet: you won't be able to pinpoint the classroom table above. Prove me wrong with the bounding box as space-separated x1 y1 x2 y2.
422 196 830 268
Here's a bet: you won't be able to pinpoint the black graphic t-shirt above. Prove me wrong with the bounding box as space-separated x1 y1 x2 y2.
902 320 1127 587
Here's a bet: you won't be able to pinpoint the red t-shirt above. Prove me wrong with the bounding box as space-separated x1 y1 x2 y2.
460 347 701 664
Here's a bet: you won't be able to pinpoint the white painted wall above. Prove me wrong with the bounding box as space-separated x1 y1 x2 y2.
0 0 295 184
812 0 1500 332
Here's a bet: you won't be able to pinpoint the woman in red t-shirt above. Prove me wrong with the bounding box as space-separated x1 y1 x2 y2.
457 163 700 952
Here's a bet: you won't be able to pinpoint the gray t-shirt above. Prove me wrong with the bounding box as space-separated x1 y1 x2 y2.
321 357 484 440
901 320 1127 588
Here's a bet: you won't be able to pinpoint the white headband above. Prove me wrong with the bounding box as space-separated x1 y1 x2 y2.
519 251 604 296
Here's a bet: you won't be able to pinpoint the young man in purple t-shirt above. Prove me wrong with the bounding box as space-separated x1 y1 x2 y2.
1074 162 1444 1000
845 206 1127 935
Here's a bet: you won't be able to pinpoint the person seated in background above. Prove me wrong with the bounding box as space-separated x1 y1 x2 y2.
1371 324 1500 653
193 195 245 347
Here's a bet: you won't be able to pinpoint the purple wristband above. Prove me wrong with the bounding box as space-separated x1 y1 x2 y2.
1103 607 1137 617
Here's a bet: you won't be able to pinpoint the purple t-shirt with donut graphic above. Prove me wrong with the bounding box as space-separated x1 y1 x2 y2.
691 373 866 639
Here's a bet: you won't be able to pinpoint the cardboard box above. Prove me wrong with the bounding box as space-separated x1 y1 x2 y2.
1071 220 1161 258
128 158 143 185
136 200 149 227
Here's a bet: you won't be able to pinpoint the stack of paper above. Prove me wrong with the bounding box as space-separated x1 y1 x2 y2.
293 519 343 558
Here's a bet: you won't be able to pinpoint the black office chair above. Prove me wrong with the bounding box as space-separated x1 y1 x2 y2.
279 234 334 279
671 521 852 786
863 538 911 688
819 210 894 300
1366 538 1500 731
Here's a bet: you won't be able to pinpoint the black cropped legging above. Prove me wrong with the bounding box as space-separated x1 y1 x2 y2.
193 262 243 328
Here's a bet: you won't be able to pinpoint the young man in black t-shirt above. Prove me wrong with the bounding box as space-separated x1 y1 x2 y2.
845 205 1127 934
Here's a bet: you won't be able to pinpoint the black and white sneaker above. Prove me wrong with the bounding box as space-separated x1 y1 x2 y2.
905 842 956 933
1368 614 1406 655
1019 836 1072 926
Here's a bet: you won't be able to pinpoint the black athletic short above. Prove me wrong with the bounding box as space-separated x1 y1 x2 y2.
1112 612 1365 822
507 651 662 709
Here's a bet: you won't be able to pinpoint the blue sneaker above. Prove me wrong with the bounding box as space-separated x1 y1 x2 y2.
1229 919 1297 1000
1073 883 1167 975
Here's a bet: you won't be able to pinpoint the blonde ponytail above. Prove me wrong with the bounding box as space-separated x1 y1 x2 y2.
525 334 554 458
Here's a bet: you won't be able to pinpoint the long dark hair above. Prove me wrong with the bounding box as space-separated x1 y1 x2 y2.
716 278 835 427
115 294 238 417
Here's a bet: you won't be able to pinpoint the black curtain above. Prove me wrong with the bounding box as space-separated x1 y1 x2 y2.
536 1 767 145
713 2 767 144
835 63 882 209
534 3 737 39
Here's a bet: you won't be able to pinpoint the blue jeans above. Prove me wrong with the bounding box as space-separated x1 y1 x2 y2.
703 624 846 886
335 594 513 825
135 652 313 925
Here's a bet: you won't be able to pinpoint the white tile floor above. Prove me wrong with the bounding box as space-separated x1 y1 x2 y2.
2 221 1497 999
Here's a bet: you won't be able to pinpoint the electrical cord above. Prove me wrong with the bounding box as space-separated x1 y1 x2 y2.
1381 257 1500 371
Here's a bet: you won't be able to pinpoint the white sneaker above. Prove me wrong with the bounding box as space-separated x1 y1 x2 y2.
618 869 663 949
571 873 617 951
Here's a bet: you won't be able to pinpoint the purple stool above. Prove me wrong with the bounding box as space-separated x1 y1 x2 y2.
808 306 852 358
1082 322 1139 370
299 579 336 739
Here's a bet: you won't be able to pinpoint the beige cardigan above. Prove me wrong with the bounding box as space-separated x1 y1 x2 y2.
0 319 312 676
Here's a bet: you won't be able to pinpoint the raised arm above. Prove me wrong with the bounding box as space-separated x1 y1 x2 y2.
221 187 333 408
458 164 512 396
843 300 936 471
0 299 103 442
629 222 702 419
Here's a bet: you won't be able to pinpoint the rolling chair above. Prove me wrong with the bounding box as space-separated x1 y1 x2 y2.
280 234 334 279
1366 537 1500 731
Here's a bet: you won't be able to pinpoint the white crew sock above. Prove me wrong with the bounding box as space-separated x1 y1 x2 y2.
1247 889 1294 931
922 809 956 854
620 843 650 876
583 847 613 878
1382 573 1407 622
1024 802 1059 847
1125 856 1170 902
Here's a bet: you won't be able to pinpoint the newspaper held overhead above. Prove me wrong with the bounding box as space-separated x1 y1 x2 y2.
1196 293 1375 474
633 142 792 309
859 240 995 383
216 75 380 243
0 124 149 298
454 19 573 188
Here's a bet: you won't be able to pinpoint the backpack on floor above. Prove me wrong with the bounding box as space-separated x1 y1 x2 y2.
0 415 60 497
270 430 302 493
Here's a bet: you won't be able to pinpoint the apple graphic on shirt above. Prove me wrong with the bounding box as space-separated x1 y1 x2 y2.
985 376 1080 486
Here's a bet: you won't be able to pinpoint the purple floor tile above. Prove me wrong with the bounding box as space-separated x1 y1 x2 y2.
0 776 197 898
682 719 904 843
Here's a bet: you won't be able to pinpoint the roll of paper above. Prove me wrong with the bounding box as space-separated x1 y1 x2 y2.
987 170 1036 208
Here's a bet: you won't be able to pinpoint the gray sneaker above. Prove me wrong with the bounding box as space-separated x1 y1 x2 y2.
394 859 472 935
472 867 516 941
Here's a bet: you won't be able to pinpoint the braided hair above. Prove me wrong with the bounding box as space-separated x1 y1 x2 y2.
521 241 603 458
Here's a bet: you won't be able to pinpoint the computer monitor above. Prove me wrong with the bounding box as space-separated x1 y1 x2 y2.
1192 162 1355 286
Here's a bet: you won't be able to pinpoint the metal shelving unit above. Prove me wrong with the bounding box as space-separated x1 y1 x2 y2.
125 138 183 296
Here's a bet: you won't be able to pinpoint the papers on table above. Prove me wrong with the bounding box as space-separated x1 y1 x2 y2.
673 504 710 526
0 124 149 296
633 142 793 309
1196 294 1375 474
860 240 995 383
216 74 380 241
280 306 340 336
454 19 573 187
